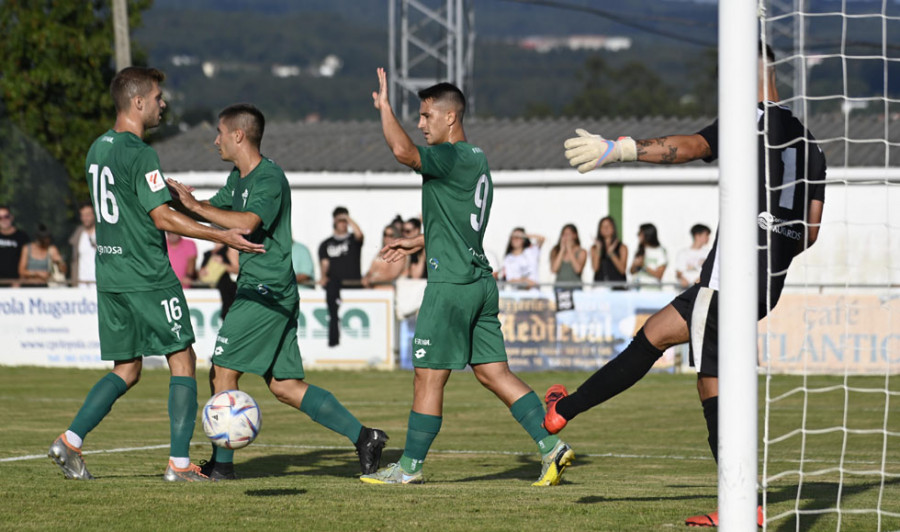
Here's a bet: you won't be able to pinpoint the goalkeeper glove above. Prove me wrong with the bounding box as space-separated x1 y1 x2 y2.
564 129 637 173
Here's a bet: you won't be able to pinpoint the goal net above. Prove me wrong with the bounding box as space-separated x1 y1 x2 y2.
758 1 900 530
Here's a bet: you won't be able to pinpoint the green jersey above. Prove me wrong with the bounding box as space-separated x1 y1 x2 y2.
417 142 493 284
85 129 179 292
209 158 297 300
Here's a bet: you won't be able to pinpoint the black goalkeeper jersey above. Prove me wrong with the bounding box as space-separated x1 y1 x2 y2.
695 102 827 316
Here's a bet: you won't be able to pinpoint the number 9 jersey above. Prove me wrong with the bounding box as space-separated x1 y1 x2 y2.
416 142 494 284
85 129 180 293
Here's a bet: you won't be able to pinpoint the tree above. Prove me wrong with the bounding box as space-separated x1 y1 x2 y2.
563 54 699 118
0 0 152 209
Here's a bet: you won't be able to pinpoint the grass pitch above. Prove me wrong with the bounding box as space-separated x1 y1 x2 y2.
2 366 898 531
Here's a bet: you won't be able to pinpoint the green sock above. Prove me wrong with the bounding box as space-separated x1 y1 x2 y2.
510 391 559 456
399 411 442 474
212 444 234 464
299 384 364 443
168 376 198 458
68 373 128 438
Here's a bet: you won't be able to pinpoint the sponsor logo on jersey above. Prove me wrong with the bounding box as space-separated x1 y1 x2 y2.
214 346 224 356
171 322 182 340
145 169 165 192
414 348 427 359
757 211 803 241
257 283 269 295
97 245 123 255
414 337 431 346
468 247 488 262
241 189 249 209
428 257 439 270
101 136 114 144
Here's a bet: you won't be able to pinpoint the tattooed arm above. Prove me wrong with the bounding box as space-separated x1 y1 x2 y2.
635 134 711 164
564 129 711 173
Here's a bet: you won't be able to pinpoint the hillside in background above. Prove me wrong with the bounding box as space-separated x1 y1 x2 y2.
134 0 898 129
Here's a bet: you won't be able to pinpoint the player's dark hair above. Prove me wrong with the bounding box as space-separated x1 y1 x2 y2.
332 206 349 218
596 216 619 260
405 217 421 231
759 41 775 63
110 66 165 113
505 227 531 255
219 103 266 149
418 82 466 121
636 223 660 257
552 223 581 258
690 223 711 236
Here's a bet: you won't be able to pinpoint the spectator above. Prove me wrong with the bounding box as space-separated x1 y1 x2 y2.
389 214 404 237
500 227 544 290
550 223 587 287
674 224 712 288
591 216 628 290
362 225 406 289
402 217 426 279
18 224 67 287
166 232 197 288
0 205 30 287
630 223 667 290
68 203 97 288
291 240 315 289
318 206 364 346
198 243 239 319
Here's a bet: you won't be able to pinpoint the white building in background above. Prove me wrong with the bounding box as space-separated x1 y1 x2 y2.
519 35 632 53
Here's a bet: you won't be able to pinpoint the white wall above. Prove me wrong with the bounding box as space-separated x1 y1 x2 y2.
173 167 899 289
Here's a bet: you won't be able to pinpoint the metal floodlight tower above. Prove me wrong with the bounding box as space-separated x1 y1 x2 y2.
388 0 475 121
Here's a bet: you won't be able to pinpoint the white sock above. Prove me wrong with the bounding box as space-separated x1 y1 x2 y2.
170 456 190 469
64 430 83 449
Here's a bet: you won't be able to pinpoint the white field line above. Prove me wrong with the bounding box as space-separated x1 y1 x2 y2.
3 442 711 463
5 442 898 467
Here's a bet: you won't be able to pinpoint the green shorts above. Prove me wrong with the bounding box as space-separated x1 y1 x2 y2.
211 288 304 379
412 275 508 370
96 285 195 361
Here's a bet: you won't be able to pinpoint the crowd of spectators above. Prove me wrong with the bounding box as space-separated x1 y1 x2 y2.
0 202 710 292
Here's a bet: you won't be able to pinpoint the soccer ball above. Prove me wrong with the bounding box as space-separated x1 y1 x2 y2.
202 390 262 450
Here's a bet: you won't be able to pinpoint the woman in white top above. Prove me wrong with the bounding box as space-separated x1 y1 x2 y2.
500 227 544 290
629 223 667 290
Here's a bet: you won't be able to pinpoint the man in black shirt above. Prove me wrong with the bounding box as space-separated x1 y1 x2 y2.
318 206 364 346
0 205 30 287
544 43 827 527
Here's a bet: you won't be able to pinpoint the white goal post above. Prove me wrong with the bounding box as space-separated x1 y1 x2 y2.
721 2 900 531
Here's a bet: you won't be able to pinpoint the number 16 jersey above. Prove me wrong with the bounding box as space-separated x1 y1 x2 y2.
85 129 179 293
417 141 494 284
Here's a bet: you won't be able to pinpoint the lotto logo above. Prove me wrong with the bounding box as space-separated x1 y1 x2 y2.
414 348 426 359
214 346 224 356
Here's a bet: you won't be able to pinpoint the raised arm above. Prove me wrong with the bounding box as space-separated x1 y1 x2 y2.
373 67 421 170
564 129 711 172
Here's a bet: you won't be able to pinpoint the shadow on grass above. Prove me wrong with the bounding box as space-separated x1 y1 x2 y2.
245 488 307 497
234 449 367 479
447 453 594 485
576 493 714 505
765 477 900 532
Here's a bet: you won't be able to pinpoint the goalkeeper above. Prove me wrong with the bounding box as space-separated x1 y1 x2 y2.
543 42 827 527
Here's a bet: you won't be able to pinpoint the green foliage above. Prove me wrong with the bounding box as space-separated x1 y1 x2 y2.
563 55 697 118
0 0 152 207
